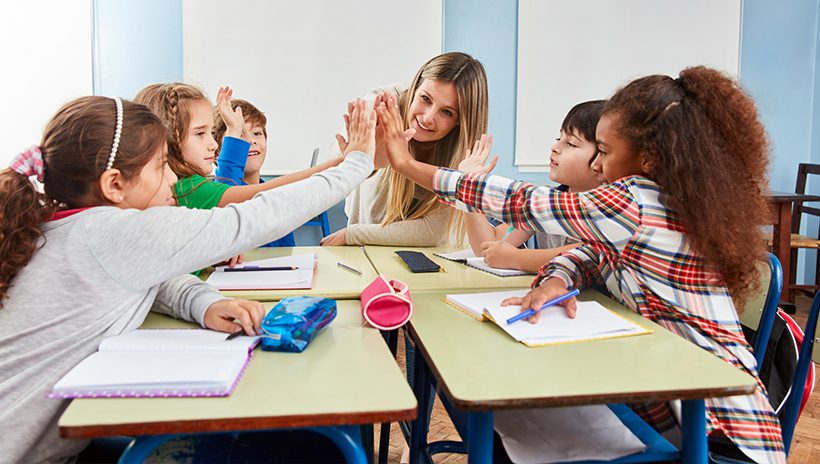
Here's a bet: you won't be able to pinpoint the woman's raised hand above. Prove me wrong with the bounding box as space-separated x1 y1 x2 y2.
375 94 416 170
216 86 244 138
342 98 377 160
457 134 498 174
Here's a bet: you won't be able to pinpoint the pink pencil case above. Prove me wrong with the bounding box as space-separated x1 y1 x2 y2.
361 276 413 330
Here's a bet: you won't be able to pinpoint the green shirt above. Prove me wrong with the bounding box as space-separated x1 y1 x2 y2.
174 175 230 209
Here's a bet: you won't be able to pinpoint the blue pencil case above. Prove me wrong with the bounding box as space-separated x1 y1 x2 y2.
259 296 336 353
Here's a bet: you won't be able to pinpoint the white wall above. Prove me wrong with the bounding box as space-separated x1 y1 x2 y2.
182 0 442 174
515 0 741 171
0 0 93 166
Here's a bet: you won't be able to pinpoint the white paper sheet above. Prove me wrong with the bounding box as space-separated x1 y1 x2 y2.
206 253 316 290
494 405 647 463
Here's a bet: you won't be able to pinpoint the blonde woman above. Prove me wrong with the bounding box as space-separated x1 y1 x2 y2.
320 52 489 246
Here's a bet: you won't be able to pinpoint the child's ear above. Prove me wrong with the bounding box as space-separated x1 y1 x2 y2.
640 154 656 175
98 169 128 205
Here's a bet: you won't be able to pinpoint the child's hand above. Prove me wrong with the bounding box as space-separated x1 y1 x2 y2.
457 134 499 174
319 228 347 246
215 253 244 268
480 240 519 268
375 94 417 170
341 98 377 159
500 277 577 323
204 298 266 336
216 86 244 139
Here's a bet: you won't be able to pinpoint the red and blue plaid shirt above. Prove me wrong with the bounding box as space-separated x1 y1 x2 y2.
434 168 785 463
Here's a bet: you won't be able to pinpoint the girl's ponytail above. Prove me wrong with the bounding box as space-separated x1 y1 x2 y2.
0 148 57 308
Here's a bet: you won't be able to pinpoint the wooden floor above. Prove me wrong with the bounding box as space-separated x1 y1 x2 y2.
374 296 820 463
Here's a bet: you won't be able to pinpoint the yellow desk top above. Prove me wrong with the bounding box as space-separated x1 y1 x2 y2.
59 301 416 438
362 246 536 292
203 246 378 301
408 290 757 411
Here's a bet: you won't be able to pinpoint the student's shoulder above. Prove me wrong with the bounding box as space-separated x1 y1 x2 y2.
174 174 230 207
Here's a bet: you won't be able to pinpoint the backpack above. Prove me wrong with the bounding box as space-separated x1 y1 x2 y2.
742 309 816 421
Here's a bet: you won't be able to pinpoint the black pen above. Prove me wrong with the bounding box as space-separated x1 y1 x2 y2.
223 266 298 272
225 329 245 340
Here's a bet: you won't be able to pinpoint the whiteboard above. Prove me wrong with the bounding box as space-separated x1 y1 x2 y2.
0 0 93 167
516 0 741 170
183 0 442 174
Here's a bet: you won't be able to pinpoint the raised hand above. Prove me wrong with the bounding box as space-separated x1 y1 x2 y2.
343 98 377 159
457 134 498 174
216 86 244 139
500 277 577 323
375 94 417 170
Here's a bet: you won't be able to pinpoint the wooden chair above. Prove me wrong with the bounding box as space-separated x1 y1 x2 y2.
788 163 820 296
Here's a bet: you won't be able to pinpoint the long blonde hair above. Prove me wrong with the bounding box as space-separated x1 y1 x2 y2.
134 83 209 178
379 52 489 241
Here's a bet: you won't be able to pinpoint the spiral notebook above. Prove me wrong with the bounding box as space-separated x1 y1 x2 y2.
433 249 534 277
50 329 259 398
444 290 650 347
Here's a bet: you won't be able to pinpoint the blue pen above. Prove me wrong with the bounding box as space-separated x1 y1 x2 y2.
506 288 581 325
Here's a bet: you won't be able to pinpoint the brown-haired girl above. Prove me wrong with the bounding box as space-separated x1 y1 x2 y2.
378 66 784 462
134 83 344 209
0 97 375 462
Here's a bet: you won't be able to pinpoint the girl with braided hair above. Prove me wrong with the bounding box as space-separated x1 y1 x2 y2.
0 96 376 462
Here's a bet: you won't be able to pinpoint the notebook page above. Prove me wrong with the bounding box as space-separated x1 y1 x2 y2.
98 329 257 353
52 351 245 393
207 253 316 290
445 289 529 320
483 300 649 345
464 257 532 276
433 248 476 261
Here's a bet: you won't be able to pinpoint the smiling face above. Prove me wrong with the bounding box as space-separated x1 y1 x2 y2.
548 129 601 191
180 98 219 176
242 121 267 176
592 112 647 183
121 145 178 209
407 79 460 143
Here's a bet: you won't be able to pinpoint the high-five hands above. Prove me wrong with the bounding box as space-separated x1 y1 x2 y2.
457 134 498 174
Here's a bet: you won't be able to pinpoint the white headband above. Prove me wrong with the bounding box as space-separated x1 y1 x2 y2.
105 97 123 171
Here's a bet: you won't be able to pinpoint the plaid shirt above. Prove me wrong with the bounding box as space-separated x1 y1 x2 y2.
434 169 785 463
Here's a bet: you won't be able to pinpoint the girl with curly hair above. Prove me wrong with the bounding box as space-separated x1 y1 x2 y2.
378 66 784 463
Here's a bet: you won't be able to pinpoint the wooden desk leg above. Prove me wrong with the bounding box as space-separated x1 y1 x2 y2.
681 399 707 464
773 202 794 303
466 411 493 464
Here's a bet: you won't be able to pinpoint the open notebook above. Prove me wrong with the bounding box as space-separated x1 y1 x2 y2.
444 290 650 347
206 253 317 290
51 329 259 398
433 249 534 277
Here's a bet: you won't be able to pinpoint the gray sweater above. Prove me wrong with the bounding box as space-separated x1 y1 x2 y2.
0 152 373 464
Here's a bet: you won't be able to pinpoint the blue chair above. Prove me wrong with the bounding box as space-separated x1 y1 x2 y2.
712 252 820 461
302 211 331 237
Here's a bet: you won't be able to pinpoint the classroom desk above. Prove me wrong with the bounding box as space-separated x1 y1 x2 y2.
769 191 820 303
202 246 379 301
362 246 536 292
58 301 416 463
406 290 757 464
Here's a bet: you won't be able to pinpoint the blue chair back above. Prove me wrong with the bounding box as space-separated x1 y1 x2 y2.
752 253 783 368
